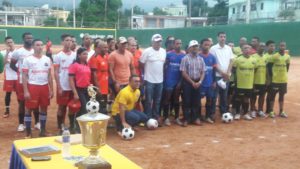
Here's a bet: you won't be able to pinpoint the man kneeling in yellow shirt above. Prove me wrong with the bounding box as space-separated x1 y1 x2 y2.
111 75 149 136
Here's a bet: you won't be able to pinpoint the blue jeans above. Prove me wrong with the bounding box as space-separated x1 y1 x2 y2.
75 87 90 133
182 81 201 122
212 77 229 115
113 110 149 131
144 81 163 119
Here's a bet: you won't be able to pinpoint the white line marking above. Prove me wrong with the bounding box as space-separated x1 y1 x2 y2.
133 147 145 150
212 140 220 143
161 144 170 148
233 138 243 141
280 134 288 137
285 100 300 106
184 142 193 145
258 136 266 139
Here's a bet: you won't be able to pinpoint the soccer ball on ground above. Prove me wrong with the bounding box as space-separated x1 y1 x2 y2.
146 118 158 129
86 100 100 113
222 112 233 123
122 127 135 140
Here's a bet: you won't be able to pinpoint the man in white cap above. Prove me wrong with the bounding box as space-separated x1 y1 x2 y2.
108 37 135 95
140 34 166 125
180 40 206 127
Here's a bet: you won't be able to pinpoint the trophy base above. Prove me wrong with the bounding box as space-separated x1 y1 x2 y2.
76 161 111 169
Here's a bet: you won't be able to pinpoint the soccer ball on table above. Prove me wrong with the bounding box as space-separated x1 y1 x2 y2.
122 127 135 140
86 100 100 113
222 112 233 123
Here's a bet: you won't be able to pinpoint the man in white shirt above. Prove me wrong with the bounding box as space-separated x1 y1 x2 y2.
22 39 53 137
2 36 17 118
82 34 95 61
140 34 166 125
53 34 76 134
209 32 234 117
10 32 40 132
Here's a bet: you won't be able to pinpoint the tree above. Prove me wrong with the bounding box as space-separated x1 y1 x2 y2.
183 0 209 17
207 0 229 25
67 0 122 28
152 7 168 16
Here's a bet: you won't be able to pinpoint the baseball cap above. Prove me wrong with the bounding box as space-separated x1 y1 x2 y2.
151 34 163 42
188 40 199 49
118 37 128 44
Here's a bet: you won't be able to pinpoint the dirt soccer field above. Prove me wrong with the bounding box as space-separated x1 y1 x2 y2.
0 47 299 169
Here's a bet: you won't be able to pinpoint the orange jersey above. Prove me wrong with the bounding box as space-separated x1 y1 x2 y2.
133 50 142 77
88 54 109 94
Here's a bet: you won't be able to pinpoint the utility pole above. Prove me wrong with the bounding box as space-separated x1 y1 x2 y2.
104 0 107 24
245 0 251 24
73 0 76 28
188 0 192 27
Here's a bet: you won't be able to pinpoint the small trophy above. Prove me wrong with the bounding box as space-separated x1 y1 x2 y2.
76 85 111 169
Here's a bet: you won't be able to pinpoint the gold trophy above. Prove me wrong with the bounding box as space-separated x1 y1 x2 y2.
76 85 111 169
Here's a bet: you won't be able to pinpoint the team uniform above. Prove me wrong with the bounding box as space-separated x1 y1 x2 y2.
267 52 290 117
199 53 217 120
162 50 185 123
11 47 34 101
233 55 257 119
1 50 18 92
22 55 52 109
53 51 76 106
88 54 109 114
252 53 268 96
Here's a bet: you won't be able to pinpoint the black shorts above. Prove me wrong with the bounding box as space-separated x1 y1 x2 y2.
236 88 253 98
270 83 287 95
253 84 267 96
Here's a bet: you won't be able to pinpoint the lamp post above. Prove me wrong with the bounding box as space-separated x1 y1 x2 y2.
73 0 76 28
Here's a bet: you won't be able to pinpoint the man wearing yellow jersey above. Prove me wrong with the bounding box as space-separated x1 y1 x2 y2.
111 75 149 136
250 43 268 118
264 40 276 114
233 37 247 56
233 44 257 120
267 41 290 118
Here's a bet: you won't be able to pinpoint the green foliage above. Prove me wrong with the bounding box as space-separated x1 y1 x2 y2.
153 7 168 16
207 0 228 25
182 0 209 17
67 0 122 28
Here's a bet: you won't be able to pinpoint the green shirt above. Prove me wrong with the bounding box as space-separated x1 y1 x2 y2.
233 55 257 89
233 47 242 56
253 53 267 85
268 52 290 84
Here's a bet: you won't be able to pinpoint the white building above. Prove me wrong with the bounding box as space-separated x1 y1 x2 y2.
228 0 300 24
162 4 187 16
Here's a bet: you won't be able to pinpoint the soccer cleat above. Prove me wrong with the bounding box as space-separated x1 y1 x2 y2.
251 111 257 118
206 117 214 124
174 118 183 126
258 111 267 118
17 124 25 132
34 122 41 130
164 118 171 126
269 111 276 118
279 112 288 118
234 114 241 120
243 114 253 121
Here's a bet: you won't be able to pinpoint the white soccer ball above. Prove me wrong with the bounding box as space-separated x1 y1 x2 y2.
222 112 233 123
146 118 158 129
86 100 100 113
122 127 135 140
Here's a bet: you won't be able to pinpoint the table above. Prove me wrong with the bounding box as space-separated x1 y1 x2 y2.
9 136 141 169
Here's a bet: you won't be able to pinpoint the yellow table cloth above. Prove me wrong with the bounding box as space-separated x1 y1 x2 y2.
13 136 141 169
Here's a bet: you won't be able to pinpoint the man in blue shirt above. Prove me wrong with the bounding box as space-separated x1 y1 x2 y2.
199 38 217 124
162 39 185 126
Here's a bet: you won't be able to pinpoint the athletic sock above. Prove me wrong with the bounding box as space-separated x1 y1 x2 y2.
39 113 47 131
24 114 32 135
33 110 39 124
57 115 63 129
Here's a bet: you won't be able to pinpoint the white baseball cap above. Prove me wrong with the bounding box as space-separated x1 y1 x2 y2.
151 34 163 42
118 37 128 44
188 40 199 48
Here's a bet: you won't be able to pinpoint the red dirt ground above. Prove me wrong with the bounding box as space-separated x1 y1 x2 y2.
0 46 299 169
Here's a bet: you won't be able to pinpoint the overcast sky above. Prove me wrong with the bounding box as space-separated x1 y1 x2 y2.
8 0 216 11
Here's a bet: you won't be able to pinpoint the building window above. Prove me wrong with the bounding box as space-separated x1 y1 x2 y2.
242 5 246 12
232 8 235 14
251 4 257 11
261 3 264 10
